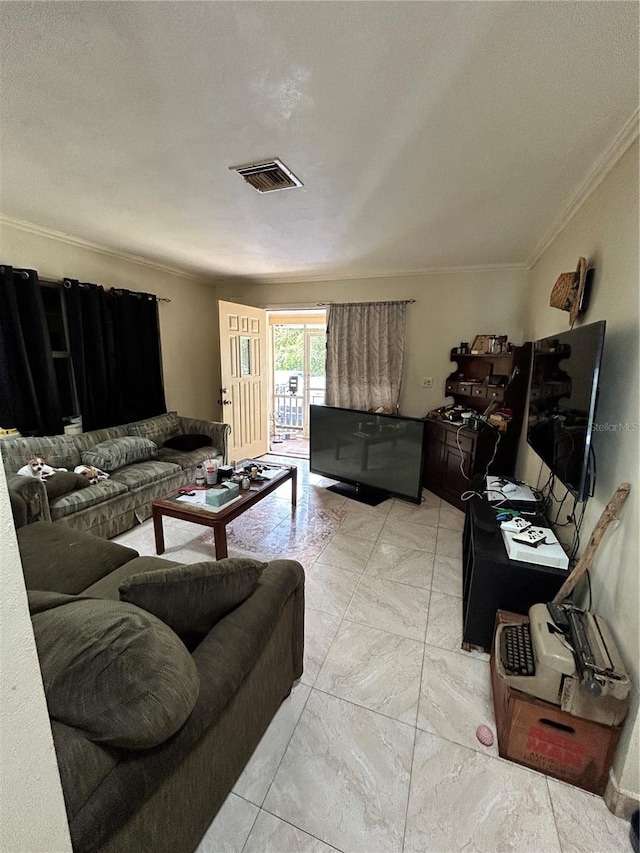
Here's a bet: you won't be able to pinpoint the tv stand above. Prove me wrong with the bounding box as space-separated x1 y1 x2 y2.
462 509 568 651
327 481 387 506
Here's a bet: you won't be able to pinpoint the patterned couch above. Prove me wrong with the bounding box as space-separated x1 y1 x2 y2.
2 412 230 539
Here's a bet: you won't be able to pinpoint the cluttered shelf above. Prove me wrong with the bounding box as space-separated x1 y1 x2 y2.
422 339 532 508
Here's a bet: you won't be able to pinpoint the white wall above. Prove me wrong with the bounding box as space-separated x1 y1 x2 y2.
0 468 72 852
0 219 220 421
214 267 530 418
518 140 639 804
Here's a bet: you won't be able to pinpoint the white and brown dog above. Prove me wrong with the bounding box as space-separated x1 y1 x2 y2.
74 464 109 485
17 457 67 479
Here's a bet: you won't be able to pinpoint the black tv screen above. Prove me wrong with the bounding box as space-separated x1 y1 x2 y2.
309 405 425 504
526 320 606 502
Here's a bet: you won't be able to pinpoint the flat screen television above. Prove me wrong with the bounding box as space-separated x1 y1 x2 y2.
526 320 606 502
309 405 426 505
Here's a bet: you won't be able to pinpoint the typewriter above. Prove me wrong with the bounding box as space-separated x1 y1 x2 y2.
495 602 630 727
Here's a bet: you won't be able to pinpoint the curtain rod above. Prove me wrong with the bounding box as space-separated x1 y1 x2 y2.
318 299 415 306
0 266 30 279
4 267 173 301
61 278 171 302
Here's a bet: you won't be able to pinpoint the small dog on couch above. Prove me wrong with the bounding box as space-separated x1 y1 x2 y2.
17 457 67 479
74 464 109 485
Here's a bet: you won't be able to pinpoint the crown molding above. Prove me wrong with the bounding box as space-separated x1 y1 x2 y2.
1 213 529 286
0 214 208 282
526 108 640 269
246 261 529 286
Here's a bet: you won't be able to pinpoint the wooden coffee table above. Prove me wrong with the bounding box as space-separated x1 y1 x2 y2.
152 463 297 559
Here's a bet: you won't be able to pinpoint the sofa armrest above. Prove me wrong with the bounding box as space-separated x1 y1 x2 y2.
178 417 231 464
7 474 51 524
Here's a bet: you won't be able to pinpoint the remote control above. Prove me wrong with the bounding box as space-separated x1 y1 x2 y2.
512 528 547 548
500 517 531 533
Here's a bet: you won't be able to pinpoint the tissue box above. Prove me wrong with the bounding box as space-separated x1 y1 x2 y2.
205 481 240 507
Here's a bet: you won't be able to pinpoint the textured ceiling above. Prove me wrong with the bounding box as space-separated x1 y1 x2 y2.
0 2 637 281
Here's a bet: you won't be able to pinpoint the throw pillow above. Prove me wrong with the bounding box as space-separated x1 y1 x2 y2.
44 471 92 500
31 594 200 749
163 433 213 452
119 558 266 639
81 436 157 472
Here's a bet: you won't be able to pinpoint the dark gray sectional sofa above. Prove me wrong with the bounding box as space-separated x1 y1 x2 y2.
12 498 305 853
2 412 230 539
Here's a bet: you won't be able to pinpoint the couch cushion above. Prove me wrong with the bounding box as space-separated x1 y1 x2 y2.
44 471 91 500
84 555 183 600
81 436 157 472
163 433 212 452
49 478 128 521
109 459 181 488
119 558 267 642
1 433 83 475
17 521 138 593
155 445 221 470
128 412 183 446
30 592 200 749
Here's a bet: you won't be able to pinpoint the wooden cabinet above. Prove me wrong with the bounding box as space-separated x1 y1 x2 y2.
423 344 531 508
423 419 496 510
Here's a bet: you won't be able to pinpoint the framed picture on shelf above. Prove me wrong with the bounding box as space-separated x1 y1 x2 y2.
471 334 493 354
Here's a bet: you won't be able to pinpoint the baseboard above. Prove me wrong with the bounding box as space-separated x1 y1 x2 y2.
605 769 640 820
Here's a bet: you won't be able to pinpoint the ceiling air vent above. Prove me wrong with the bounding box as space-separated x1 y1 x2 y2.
230 158 303 193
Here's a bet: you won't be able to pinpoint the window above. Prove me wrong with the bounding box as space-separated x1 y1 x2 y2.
40 281 80 423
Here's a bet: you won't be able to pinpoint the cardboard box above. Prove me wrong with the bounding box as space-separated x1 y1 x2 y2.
491 611 622 795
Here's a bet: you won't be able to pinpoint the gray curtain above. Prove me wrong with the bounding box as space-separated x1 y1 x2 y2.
325 301 407 412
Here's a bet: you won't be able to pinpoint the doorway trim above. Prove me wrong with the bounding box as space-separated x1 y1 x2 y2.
267 308 326 457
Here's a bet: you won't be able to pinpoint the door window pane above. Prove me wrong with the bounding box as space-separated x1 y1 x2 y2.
240 336 251 376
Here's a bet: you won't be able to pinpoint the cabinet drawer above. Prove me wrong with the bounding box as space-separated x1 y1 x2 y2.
458 382 473 396
445 429 475 454
486 387 505 402
471 386 486 398
445 381 458 395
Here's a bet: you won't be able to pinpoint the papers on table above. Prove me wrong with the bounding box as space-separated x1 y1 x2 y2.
255 468 279 480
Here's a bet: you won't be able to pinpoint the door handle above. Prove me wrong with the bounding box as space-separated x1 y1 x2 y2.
217 399 232 406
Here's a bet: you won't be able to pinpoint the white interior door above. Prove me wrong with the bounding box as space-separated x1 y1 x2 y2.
218 300 267 462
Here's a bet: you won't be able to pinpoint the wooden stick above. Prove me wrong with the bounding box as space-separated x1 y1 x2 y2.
552 482 631 603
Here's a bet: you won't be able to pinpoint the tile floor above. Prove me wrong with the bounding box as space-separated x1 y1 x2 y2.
113 457 631 853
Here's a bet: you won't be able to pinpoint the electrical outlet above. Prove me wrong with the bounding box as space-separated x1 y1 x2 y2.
420 377 433 389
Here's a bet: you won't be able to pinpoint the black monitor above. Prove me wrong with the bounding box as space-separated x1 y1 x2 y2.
526 320 606 502
309 405 425 505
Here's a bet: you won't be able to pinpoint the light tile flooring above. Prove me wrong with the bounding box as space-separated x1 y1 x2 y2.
113 458 630 853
